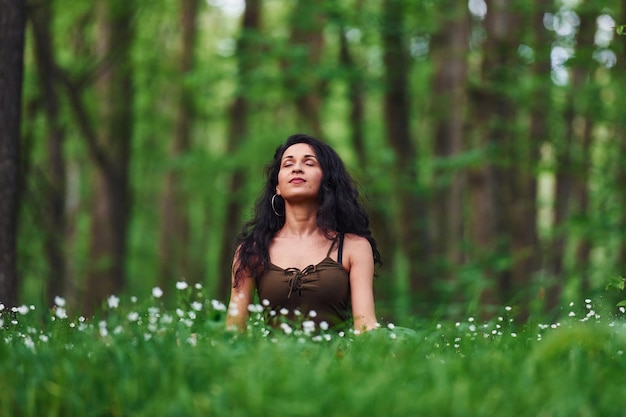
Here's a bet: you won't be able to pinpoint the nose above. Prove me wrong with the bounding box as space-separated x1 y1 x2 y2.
291 164 304 173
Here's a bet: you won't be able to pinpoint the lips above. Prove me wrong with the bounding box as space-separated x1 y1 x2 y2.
289 177 305 184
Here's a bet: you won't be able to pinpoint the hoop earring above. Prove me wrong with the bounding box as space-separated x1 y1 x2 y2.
271 194 283 217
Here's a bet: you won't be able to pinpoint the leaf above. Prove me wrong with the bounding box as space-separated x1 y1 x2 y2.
616 300 626 308
617 25 626 36
605 276 625 292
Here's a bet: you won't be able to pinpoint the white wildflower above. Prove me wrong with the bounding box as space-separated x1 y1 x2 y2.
15 305 29 315
195 283 202 290
279 308 289 316
55 307 67 319
176 281 188 290
54 296 66 307
127 311 139 322
211 300 226 311
262 299 270 307
280 323 293 335
152 287 164 298
248 304 263 313
505 306 512 311
131 296 137 303
24 336 35 350
302 320 316 335
191 301 203 312
176 308 185 318
107 295 120 309
319 321 329 331
387 322 395 330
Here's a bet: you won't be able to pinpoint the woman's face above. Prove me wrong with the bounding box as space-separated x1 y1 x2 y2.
275 143 323 203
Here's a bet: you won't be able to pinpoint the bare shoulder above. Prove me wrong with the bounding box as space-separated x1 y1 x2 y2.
343 233 371 248
343 234 374 260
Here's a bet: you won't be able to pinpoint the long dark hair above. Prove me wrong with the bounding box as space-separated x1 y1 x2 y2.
233 133 381 288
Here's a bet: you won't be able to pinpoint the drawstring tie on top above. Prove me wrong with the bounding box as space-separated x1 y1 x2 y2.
284 264 316 298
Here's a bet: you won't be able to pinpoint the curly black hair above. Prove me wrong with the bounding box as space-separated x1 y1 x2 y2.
233 133 381 288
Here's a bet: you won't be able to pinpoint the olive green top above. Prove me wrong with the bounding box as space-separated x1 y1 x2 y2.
257 235 350 328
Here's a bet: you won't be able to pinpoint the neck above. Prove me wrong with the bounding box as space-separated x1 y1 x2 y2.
279 201 320 237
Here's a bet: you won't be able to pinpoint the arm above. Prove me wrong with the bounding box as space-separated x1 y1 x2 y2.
346 234 379 332
225 251 256 331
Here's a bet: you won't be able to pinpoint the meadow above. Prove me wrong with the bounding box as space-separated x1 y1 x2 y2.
1 283 626 417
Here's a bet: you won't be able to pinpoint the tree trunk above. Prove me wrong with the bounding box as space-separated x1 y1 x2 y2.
381 0 430 312
158 0 200 288
216 0 263 302
338 25 366 165
284 0 326 138
569 8 599 298
29 0 68 305
84 0 134 313
528 0 552 310
473 0 528 312
430 3 470 282
0 0 26 307
548 7 597 308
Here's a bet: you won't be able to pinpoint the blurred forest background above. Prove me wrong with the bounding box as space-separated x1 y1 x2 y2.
1 0 625 324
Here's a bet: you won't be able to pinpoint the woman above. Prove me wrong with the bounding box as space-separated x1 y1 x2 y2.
226 133 381 333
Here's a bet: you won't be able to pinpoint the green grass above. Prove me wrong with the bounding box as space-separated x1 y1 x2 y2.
1 286 626 417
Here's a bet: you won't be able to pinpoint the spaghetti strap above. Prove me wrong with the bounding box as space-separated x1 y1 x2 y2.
337 234 344 265
326 233 345 264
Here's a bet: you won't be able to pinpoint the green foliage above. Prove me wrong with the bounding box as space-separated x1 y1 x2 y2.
2 288 626 417
606 276 626 307
617 25 626 36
